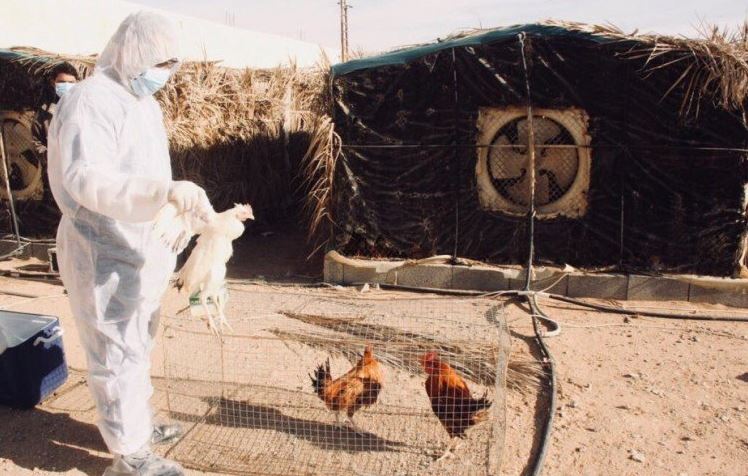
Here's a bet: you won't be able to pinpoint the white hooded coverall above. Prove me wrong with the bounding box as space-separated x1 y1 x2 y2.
47 12 179 456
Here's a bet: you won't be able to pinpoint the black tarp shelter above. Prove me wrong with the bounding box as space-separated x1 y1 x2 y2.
314 22 748 277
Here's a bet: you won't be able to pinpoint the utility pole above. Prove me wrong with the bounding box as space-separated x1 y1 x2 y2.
225 10 236 27
339 0 351 62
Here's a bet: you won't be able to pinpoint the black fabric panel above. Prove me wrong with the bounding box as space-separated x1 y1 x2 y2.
331 33 747 276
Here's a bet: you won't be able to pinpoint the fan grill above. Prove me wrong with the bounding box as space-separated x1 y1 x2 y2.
0 116 44 201
487 116 579 207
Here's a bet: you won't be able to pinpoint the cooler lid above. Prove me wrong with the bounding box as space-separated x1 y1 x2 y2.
0 311 58 349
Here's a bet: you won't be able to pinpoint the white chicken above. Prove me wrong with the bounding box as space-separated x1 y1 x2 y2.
153 202 254 334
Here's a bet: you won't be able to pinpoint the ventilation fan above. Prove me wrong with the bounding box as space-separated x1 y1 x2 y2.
0 111 44 202
476 107 591 219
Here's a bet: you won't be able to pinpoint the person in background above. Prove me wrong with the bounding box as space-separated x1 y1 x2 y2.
46 11 210 476
31 61 79 154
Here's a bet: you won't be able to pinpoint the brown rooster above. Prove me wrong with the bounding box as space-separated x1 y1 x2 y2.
309 345 383 432
420 351 492 460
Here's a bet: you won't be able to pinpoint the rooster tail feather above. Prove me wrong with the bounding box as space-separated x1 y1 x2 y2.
310 358 332 399
469 391 493 423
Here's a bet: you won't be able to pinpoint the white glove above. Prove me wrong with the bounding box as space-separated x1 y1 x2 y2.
168 181 210 214
0 327 7 356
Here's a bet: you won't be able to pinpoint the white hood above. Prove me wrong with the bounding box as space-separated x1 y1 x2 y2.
96 11 180 93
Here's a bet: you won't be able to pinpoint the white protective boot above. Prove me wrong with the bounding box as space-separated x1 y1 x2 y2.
151 423 183 446
103 447 184 476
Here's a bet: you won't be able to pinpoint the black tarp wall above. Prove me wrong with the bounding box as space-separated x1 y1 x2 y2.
330 29 748 276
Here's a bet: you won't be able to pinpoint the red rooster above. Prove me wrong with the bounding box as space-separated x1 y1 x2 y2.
420 351 492 460
310 345 383 432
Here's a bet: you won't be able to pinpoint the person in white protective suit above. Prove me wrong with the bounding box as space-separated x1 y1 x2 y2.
47 11 209 476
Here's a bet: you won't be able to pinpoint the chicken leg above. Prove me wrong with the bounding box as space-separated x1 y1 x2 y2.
333 412 362 434
435 440 462 462
198 286 220 336
345 415 365 434
213 289 233 332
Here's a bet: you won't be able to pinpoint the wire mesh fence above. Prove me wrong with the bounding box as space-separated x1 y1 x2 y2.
161 285 510 476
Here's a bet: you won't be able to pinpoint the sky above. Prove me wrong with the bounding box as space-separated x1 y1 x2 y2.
132 0 748 53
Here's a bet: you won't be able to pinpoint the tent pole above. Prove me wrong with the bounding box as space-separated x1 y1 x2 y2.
451 47 461 263
519 32 536 290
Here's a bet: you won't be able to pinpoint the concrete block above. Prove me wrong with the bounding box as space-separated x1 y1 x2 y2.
342 264 389 285
0 239 53 261
0 239 15 254
28 243 54 261
506 278 525 291
628 275 689 302
452 266 509 292
392 264 453 289
567 273 628 300
689 285 748 308
538 275 569 295
324 251 403 285
505 275 568 294
325 250 748 307
323 256 344 284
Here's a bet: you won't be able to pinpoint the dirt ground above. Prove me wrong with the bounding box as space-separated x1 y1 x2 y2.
0 233 747 475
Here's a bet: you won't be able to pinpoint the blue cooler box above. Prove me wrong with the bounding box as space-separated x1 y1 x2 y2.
0 311 68 409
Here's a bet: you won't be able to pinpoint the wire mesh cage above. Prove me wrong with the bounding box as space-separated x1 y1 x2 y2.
161 285 510 475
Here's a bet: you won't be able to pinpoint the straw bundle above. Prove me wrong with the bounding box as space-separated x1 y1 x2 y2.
1 48 329 225
541 20 748 116
160 61 327 216
396 21 748 116
271 311 544 395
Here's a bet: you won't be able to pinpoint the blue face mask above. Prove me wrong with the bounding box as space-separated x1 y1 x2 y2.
55 82 75 98
130 67 171 97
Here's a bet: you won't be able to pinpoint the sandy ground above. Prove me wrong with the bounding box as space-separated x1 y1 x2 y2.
0 234 747 475
502 298 748 476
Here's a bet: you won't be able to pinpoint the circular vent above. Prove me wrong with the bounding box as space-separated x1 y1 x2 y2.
488 117 579 206
0 111 44 202
476 108 591 219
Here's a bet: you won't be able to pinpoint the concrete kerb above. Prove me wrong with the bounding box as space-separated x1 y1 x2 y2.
324 251 748 308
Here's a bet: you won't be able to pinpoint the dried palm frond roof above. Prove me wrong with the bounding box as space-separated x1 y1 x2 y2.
15 46 94 59
545 20 748 114
333 20 748 114
0 46 328 220
0 46 97 81
0 46 326 149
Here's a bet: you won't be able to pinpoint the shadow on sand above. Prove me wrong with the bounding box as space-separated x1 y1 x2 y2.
0 406 109 476
170 396 409 453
